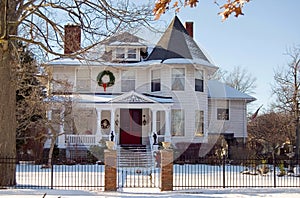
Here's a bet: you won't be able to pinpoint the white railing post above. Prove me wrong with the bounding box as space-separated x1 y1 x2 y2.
96 109 102 144
165 109 171 142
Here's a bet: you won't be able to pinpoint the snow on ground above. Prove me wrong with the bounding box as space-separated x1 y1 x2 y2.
1 188 300 198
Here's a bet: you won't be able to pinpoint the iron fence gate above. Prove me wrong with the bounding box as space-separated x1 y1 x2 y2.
117 166 160 188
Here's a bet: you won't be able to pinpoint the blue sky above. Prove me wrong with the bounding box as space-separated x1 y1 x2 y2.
152 0 300 112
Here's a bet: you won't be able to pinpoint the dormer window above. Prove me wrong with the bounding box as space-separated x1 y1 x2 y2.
113 47 139 62
116 48 125 59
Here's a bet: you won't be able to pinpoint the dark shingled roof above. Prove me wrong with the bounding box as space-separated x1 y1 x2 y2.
147 16 211 63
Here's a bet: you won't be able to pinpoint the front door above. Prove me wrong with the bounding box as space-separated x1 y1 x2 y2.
120 109 142 145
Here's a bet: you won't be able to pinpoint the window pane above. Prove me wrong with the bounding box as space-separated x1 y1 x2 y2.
171 109 184 136
151 80 161 92
77 69 90 78
172 68 185 91
152 70 160 79
127 53 136 59
121 70 135 92
151 70 161 92
77 79 91 91
76 69 90 91
195 110 204 136
122 70 135 79
116 48 125 58
195 69 203 79
121 80 135 92
195 79 203 92
127 48 137 59
156 111 165 135
217 109 229 120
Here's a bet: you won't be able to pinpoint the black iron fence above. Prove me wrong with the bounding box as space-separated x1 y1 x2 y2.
1 155 300 190
0 158 105 190
117 166 160 188
173 155 300 189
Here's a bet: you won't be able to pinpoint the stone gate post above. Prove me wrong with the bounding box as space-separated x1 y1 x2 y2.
160 148 173 191
104 149 117 191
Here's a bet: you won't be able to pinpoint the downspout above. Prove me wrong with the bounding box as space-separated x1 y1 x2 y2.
243 99 247 145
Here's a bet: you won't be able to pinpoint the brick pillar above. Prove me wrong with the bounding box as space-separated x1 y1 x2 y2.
160 149 173 191
104 149 117 191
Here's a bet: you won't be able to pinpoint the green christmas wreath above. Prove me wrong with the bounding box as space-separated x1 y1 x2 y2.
96 70 115 91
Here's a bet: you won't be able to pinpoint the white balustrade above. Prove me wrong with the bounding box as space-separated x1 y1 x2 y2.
66 134 97 146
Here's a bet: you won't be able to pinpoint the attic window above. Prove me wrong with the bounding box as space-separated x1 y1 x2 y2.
116 48 125 59
113 47 139 61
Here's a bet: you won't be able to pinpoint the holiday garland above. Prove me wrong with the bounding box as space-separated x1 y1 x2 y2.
96 70 115 91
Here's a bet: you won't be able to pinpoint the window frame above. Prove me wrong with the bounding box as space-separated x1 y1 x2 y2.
195 69 204 92
217 108 230 120
171 109 185 136
113 47 139 61
121 70 136 92
156 111 165 135
195 110 204 136
76 68 91 92
151 69 161 92
171 68 185 91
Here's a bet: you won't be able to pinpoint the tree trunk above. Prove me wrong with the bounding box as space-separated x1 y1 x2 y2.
47 136 56 168
0 40 16 186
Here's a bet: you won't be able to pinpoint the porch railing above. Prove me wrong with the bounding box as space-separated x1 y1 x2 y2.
66 134 97 146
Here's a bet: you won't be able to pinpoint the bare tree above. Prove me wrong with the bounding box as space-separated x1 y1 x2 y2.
0 0 153 186
247 111 294 158
210 66 257 94
272 46 300 158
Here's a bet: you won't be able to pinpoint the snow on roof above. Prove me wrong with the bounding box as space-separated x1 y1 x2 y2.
48 92 173 104
207 80 256 102
108 41 146 46
162 58 217 68
45 58 103 66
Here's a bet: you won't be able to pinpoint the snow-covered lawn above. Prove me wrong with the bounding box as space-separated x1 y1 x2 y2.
2 163 299 197
173 164 300 189
2 188 300 198
16 164 105 190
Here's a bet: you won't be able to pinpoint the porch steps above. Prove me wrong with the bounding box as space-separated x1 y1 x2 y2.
117 145 154 168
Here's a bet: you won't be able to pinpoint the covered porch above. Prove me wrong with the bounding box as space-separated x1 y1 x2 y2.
52 91 173 150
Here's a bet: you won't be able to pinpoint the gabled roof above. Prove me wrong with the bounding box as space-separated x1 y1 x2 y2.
147 16 212 65
109 91 156 103
104 32 145 46
207 80 256 102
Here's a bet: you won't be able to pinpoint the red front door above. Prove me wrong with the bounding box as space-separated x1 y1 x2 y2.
120 109 142 145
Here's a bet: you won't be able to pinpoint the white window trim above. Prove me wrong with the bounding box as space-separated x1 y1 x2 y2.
151 69 161 92
171 68 185 91
112 47 140 61
121 70 136 92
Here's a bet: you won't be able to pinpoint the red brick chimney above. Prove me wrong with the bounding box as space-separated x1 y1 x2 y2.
185 21 193 38
64 24 81 54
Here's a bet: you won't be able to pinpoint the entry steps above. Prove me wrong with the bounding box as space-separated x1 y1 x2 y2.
117 145 155 168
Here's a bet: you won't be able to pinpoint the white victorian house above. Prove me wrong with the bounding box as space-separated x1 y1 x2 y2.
44 16 255 159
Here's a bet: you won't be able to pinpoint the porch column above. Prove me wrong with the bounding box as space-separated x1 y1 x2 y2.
58 106 66 148
152 109 157 145
110 108 116 144
96 109 102 143
165 109 171 142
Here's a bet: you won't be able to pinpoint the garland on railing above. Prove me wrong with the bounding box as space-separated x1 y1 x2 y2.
96 70 115 92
